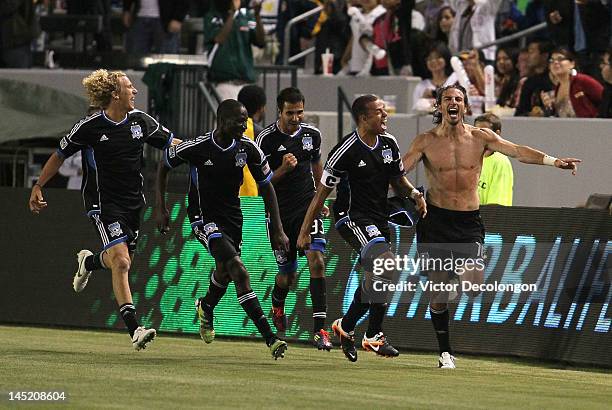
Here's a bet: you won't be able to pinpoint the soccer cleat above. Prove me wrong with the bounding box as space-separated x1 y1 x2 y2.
270 306 288 332
332 318 357 362
196 299 215 344
361 332 400 357
132 326 156 351
438 352 456 369
268 338 288 360
313 329 333 351
73 249 93 292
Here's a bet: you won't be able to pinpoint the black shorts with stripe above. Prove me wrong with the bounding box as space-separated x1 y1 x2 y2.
191 216 243 263
335 216 391 271
89 208 141 253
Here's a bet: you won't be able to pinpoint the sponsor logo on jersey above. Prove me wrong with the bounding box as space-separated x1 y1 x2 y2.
168 145 176 158
382 148 393 164
358 160 367 167
365 225 381 237
203 222 218 235
204 159 214 166
130 124 143 139
262 162 270 174
108 222 123 238
277 145 286 151
302 136 313 151
235 152 247 167
100 134 109 142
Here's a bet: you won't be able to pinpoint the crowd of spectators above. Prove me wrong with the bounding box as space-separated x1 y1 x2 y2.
0 0 610 117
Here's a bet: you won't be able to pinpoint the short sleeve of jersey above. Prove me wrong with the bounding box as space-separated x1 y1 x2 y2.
321 140 349 188
164 139 193 169
311 129 322 162
244 139 272 184
136 111 172 149
256 132 271 158
386 135 405 178
57 118 92 159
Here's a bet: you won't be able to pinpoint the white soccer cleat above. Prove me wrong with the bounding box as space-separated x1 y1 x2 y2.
73 250 93 292
438 352 456 369
132 327 156 351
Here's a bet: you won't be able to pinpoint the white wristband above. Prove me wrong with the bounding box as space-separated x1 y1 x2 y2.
543 155 557 166
410 188 420 199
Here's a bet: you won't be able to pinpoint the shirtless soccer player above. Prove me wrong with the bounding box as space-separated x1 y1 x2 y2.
402 84 580 369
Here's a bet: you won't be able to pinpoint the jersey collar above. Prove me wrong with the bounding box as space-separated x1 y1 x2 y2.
276 120 302 137
355 130 380 151
102 110 129 125
211 130 237 151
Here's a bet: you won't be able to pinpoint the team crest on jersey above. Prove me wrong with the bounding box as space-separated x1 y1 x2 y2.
235 152 247 167
302 136 313 151
365 225 381 237
382 148 393 164
130 124 143 139
203 222 218 235
108 222 123 238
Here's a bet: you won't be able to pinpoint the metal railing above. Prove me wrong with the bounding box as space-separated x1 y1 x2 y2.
283 6 323 65
337 86 353 142
476 22 548 51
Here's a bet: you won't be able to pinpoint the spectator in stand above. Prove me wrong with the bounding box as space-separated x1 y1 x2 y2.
417 0 448 39
66 0 113 51
598 47 612 118
0 0 38 68
495 0 525 47
461 48 486 96
544 0 573 49
574 0 611 78
412 42 458 112
314 0 351 75
276 0 322 66
540 48 603 118
370 0 415 76
204 0 265 101
495 47 520 108
448 0 502 62
341 0 386 75
123 0 189 54
517 47 530 78
515 40 555 116
433 6 456 46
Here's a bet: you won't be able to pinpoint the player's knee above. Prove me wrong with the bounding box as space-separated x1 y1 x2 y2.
226 257 250 284
308 253 325 278
110 254 130 272
362 241 391 274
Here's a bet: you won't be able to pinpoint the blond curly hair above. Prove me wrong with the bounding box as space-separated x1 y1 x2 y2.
82 69 126 109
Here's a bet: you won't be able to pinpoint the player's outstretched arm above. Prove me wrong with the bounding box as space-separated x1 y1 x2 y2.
401 134 426 172
297 185 332 250
29 152 65 214
155 161 172 234
390 176 428 218
259 182 289 252
479 128 581 175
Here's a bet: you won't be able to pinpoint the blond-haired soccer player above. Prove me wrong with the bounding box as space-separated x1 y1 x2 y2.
28 69 180 350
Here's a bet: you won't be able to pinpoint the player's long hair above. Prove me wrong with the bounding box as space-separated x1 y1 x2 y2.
82 69 126 109
432 84 469 124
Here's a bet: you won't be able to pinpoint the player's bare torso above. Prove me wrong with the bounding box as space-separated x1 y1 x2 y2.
419 124 487 211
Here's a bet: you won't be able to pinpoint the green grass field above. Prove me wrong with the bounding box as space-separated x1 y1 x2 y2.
1 326 611 409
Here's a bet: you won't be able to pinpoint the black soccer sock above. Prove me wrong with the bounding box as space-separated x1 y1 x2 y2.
271 282 289 309
430 307 452 355
202 271 228 311
341 285 370 333
310 277 327 332
238 291 276 345
366 303 387 338
119 303 139 337
84 252 106 271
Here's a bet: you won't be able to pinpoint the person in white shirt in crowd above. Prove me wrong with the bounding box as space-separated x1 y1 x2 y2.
412 42 458 112
448 0 502 61
340 0 387 75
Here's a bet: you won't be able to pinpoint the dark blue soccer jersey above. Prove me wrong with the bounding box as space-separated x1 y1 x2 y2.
256 121 321 217
57 109 172 214
164 132 272 223
322 131 405 225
